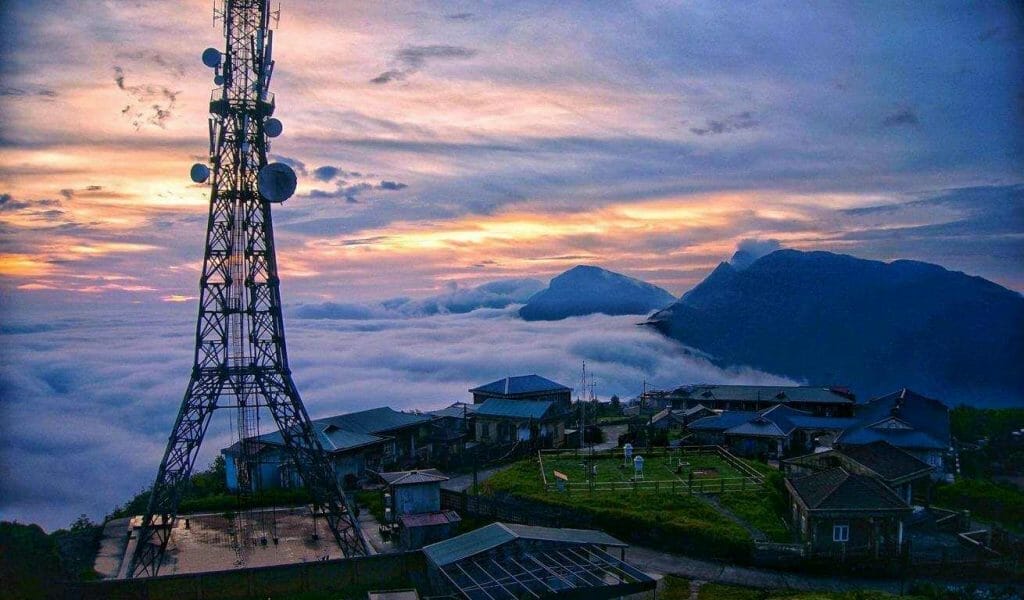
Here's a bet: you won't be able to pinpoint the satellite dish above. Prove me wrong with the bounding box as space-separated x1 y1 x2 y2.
264 118 283 138
190 163 210 183
258 163 297 203
202 48 222 68
214 75 224 86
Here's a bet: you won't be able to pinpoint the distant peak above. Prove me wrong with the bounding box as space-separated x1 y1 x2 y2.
729 239 783 270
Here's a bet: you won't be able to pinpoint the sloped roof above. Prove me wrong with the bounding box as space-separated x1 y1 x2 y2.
788 468 910 512
673 384 855 404
399 510 460 528
838 441 933 481
689 410 760 431
316 406 432 435
379 468 449 486
682 404 713 417
475 398 555 419
428 402 478 419
223 423 386 456
836 388 950 450
725 416 788 438
422 522 625 567
470 374 570 396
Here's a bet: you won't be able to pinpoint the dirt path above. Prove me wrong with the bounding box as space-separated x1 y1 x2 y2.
699 493 769 542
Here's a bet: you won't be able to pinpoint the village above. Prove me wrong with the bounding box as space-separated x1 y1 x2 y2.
84 374 1023 599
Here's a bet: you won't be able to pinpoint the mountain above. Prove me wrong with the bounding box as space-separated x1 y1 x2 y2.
519 265 676 321
645 250 1024 407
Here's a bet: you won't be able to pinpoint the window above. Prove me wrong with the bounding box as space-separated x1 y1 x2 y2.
833 524 849 542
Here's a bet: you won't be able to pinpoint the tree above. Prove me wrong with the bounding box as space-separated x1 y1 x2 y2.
609 395 621 414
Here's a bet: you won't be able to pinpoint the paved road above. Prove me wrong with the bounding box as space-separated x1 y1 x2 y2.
627 545 905 593
441 463 516 493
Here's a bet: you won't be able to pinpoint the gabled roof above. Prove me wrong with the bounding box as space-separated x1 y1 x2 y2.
681 403 713 417
673 384 855 405
725 416 788 438
222 423 386 456
475 398 555 420
837 441 933 481
470 374 570 396
689 410 760 431
422 522 625 567
835 388 950 450
379 468 449 486
788 468 911 512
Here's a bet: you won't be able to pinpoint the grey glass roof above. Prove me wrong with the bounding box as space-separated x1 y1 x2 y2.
423 522 625 567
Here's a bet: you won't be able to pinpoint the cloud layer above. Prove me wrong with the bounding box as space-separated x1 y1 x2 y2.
0 299 790 530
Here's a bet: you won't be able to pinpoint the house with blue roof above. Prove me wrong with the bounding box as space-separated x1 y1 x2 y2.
688 405 857 458
222 406 434 491
469 374 572 408
835 388 951 475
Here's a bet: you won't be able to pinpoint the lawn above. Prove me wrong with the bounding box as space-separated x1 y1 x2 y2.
483 457 757 560
541 448 749 485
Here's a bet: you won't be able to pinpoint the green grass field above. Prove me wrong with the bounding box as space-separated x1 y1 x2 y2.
541 449 748 486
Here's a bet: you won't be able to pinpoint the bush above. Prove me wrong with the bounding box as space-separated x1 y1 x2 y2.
0 521 64 599
934 478 1024 532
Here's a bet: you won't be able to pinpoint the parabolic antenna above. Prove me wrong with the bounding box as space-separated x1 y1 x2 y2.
264 118 283 137
201 48 222 68
190 163 211 183
258 162 297 203
214 75 225 86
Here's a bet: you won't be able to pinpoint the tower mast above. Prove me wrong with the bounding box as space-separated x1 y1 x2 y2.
127 0 367 578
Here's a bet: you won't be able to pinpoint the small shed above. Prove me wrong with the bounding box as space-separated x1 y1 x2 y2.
398 510 461 550
379 469 450 519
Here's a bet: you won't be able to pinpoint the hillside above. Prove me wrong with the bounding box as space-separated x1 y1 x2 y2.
645 250 1024 406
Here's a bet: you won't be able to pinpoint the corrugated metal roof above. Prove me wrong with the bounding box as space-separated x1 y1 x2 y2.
316 406 432 435
470 374 570 396
379 468 449 486
475 398 555 419
688 411 760 431
674 384 855 404
423 522 625 567
399 510 461 528
725 417 788 438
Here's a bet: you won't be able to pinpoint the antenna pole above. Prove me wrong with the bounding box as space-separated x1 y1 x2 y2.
127 0 367 578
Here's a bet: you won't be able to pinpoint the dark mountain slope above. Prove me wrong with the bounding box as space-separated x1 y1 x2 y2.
645 250 1024 406
519 265 676 321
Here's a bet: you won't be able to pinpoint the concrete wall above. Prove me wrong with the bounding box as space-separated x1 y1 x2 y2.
66 551 427 600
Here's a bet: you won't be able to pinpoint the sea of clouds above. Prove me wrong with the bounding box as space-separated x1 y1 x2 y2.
0 283 792 531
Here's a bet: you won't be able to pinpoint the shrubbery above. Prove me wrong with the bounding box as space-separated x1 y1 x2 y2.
934 479 1024 532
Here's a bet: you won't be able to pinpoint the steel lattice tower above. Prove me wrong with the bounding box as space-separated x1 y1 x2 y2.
127 0 368 578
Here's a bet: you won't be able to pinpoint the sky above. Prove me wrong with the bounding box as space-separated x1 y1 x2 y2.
0 1 1023 529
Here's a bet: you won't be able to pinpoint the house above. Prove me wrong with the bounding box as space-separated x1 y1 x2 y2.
474 399 566 448
222 406 434 491
687 405 855 458
425 402 478 460
422 522 655 599
786 467 912 557
835 388 951 475
670 384 856 417
650 404 714 431
783 441 934 504
470 374 572 409
378 468 460 550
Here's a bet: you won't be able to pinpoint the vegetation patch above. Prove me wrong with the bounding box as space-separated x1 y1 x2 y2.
483 458 756 560
934 478 1024 533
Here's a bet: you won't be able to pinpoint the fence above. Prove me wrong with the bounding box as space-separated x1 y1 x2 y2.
62 551 426 600
537 445 765 494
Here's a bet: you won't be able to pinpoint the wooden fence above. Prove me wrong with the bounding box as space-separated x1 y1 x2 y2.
537 445 765 494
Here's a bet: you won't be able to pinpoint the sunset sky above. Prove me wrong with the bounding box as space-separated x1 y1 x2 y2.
0 2 1022 529
1 1 1022 305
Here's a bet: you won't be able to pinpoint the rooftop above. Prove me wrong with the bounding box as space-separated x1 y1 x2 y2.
423 522 626 567
835 441 933 481
788 467 911 512
470 374 571 396
836 388 950 450
379 469 450 486
673 384 856 404
475 398 556 420
428 402 479 419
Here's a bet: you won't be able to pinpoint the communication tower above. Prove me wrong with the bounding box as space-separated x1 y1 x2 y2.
127 0 368 578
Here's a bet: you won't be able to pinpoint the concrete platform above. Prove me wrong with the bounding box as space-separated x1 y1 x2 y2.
99 506 357 578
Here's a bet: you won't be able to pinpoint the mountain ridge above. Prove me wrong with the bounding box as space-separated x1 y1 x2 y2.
519 265 676 321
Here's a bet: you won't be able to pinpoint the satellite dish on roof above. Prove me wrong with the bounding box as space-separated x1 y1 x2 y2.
202 48 222 68
264 118 283 138
190 163 210 183
258 162 297 203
